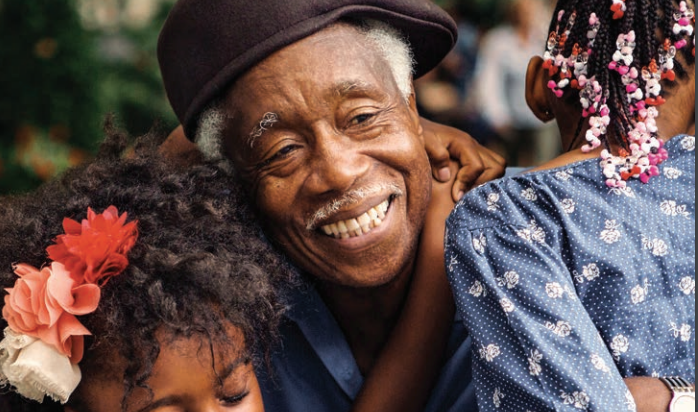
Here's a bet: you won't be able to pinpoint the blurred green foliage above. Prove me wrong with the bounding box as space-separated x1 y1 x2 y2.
98 4 177 139
0 0 101 193
0 0 176 195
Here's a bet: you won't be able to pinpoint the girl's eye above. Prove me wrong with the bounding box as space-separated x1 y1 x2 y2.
221 391 249 406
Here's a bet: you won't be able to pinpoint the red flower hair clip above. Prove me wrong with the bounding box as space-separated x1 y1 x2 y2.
47 206 138 286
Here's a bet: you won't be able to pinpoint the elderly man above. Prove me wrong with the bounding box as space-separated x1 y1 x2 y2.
156 1 683 412
157 1 502 411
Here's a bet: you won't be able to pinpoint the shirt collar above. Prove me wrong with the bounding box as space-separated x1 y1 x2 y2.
285 285 364 398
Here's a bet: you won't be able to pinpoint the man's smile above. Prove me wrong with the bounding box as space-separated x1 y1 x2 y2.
320 197 391 239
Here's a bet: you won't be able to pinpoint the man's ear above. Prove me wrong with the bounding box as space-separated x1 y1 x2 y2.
526 56 555 122
407 83 424 138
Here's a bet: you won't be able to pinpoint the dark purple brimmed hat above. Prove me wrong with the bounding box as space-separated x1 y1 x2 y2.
157 0 457 139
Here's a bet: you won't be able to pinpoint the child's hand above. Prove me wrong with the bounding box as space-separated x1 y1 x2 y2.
422 117 506 202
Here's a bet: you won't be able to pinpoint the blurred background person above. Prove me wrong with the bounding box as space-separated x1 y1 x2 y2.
472 0 560 166
414 1 497 148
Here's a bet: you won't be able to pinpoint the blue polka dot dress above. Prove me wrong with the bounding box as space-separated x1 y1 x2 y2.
445 135 695 411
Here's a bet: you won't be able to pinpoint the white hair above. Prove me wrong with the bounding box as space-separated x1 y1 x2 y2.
359 19 415 102
195 20 415 161
195 107 226 161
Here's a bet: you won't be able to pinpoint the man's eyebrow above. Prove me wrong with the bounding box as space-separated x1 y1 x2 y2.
248 112 279 148
331 80 383 98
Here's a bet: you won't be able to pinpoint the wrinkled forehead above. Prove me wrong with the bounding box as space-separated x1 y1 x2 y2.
224 23 396 114
234 25 387 93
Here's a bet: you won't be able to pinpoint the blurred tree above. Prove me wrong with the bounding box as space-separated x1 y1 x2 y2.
0 0 104 194
96 2 177 138
438 0 511 28
0 0 176 195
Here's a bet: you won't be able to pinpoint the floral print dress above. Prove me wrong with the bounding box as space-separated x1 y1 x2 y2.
445 135 695 411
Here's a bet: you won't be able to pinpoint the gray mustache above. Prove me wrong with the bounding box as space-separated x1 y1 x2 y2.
306 183 403 230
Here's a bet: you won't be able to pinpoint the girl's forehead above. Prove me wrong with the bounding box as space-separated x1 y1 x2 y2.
71 323 252 412
159 324 248 362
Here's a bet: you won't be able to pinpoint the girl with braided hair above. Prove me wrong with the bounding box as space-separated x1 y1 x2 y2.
445 0 694 411
0 128 291 411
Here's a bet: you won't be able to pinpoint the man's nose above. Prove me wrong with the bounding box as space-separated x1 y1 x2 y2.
304 124 371 196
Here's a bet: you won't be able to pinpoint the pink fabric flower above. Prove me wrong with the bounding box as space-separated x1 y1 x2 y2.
2 263 99 363
47 206 138 286
2 205 138 366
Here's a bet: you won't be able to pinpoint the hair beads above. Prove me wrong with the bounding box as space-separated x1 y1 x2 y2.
611 0 627 19
543 0 695 188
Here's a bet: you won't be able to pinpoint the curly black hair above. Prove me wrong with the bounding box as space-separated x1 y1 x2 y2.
547 0 695 150
0 123 293 411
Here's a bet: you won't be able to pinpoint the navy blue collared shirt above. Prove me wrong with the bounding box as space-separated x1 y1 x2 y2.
259 284 478 411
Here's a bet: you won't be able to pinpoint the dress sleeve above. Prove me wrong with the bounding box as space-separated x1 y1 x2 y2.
445 220 637 412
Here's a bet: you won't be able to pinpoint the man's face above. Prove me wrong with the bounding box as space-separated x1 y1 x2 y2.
222 24 431 288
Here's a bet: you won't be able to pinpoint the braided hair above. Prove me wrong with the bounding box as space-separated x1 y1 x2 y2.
543 0 695 188
0 125 293 411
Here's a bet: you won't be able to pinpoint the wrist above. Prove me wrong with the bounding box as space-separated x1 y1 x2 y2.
660 377 695 412
624 376 672 412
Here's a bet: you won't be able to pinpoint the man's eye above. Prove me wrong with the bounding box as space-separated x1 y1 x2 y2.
272 144 300 159
350 113 375 126
257 144 300 169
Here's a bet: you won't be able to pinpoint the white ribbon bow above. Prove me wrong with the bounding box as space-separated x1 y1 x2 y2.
0 327 81 404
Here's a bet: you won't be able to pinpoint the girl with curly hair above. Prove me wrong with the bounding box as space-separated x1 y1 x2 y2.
445 0 694 411
0 128 291 411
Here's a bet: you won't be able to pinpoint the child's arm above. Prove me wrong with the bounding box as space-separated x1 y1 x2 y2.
624 377 692 412
350 162 458 412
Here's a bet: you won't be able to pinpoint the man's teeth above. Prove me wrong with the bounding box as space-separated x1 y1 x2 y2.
321 200 389 239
